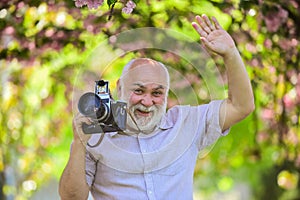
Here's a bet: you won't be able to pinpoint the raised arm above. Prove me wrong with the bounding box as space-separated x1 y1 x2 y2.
192 14 255 131
59 113 91 200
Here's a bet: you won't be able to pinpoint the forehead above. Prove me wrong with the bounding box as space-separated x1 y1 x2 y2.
120 59 169 88
132 82 166 90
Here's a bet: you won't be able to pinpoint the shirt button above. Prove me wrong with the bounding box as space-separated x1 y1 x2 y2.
148 190 152 195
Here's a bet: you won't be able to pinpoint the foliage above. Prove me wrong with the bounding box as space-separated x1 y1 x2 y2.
0 0 299 199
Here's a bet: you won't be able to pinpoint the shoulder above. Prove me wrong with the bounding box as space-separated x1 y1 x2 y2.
166 103 210 116
164 101 223 123
160 104 207 127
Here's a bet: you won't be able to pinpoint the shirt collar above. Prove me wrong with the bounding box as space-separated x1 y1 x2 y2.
108 112 174 137
158 113 174 130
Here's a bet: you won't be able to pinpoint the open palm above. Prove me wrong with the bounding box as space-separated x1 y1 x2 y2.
192 15 236 57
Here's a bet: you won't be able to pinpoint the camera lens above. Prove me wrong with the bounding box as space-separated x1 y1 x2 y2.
78 92 110 122
95 100 110 122
78 92 100 119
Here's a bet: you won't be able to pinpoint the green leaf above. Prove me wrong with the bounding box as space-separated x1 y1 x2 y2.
107 0 117 7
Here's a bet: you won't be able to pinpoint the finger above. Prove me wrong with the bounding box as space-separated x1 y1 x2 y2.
73 113 92 135
72 114 93 144
202 14 216 31
192 21 208 38
200 37 214 52
212 16 223 30
75 113 93 125
195 15 211 34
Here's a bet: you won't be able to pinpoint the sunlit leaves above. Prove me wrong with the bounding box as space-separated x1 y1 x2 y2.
217 176 234 192
277 170 299 190
23 3 49 37
0 38 80 199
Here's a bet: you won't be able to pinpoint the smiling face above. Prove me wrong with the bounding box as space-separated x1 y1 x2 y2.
118 58 169 133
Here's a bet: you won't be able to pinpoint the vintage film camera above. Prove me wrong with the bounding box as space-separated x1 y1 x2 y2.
78 80 127 134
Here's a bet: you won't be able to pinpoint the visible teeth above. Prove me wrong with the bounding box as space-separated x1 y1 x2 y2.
139 109 150 112
135 105 153 113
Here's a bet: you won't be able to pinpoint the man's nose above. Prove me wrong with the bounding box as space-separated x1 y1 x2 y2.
141 94 154 107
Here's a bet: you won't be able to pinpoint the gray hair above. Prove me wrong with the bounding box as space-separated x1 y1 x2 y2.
121 58 170 88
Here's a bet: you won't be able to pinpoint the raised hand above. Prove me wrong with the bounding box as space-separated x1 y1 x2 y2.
192 14 236 57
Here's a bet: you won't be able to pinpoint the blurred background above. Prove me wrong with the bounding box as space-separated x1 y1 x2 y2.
0 0 299 199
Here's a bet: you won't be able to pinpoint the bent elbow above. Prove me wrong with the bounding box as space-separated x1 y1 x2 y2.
59 192 89 200
250 102 255 113
241 101 255 118
248 99 255 114
59 182 89 200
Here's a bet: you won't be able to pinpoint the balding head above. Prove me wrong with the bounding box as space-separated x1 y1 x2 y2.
120 58 170 89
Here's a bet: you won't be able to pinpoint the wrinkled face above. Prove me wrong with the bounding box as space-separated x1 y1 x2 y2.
118 59 169 133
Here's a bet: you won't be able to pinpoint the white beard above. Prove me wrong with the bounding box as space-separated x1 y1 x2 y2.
126 102 166 134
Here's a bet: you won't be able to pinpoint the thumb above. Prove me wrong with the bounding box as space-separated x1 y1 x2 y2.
200 37 214 51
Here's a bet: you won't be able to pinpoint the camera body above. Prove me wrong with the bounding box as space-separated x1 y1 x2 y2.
78 80 127 134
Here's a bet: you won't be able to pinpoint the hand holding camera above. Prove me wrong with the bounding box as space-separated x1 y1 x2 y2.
72 113 92 146
77 80 127 134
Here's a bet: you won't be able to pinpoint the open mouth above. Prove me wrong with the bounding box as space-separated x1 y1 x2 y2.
135 108 152 117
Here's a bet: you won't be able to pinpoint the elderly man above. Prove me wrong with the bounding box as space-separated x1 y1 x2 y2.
59 15 254 200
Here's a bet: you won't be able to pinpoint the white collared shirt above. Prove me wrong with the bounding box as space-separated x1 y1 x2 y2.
85 100 229 200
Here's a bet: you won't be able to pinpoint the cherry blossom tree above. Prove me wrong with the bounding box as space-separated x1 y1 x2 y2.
0 0 299 199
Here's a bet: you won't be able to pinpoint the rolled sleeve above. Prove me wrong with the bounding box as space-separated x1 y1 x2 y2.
207 100 230 135
198 100 230 150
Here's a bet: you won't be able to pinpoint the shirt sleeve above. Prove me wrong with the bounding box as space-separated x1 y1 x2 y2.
197 99 230 151
85 151 97 187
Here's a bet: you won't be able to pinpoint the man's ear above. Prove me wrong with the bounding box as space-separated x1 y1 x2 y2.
116 79 121 98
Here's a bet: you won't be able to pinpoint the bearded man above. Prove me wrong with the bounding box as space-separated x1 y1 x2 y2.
59 14 254 200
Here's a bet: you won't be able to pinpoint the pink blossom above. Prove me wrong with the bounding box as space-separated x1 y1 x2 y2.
264 38 273 49
278 38 299 50
122 0 136 14
87 0 104 9
283 94 294 109
74 0 87 7
256 131 269 143
122 7 133 14
74 0 104 9
126 0 136 9
264 6 288 33
261 109 274 120
4 26 15 35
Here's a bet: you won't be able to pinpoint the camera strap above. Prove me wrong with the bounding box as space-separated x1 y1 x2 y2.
127 110 142 133
87 133 105 148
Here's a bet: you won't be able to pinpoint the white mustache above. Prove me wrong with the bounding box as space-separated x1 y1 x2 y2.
134 105 156 112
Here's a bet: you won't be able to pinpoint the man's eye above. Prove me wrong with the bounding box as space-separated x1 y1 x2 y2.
153 91 163 97
134 89 143 94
